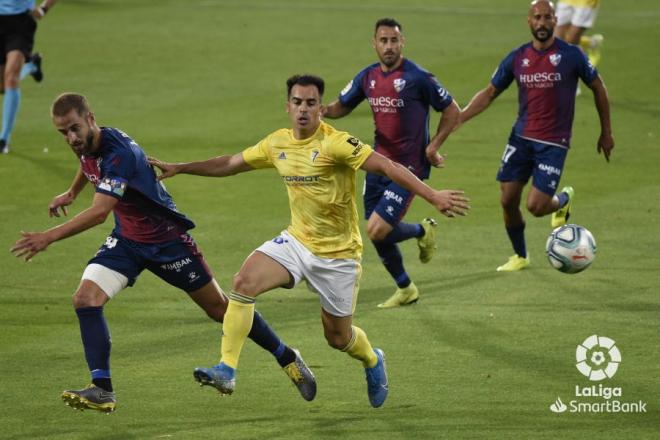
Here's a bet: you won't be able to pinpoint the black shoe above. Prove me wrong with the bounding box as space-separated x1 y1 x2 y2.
30 53 43 82
0 139 8 154
61 384 117 413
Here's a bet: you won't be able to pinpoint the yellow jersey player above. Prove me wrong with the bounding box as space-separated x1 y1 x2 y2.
149 74 469 408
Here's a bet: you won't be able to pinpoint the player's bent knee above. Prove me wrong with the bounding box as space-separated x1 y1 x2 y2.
74 263 128 308
325 333 351 350
231 272 259 297
526 202 546 217
366 223 389 242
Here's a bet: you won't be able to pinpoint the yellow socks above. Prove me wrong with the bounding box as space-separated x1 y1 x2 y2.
220 291 255 369
342 325 378 368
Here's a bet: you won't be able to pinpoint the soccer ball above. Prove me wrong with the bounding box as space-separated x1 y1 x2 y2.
545 224 597 274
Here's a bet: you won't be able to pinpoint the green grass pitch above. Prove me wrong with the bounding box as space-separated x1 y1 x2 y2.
1 0 659 438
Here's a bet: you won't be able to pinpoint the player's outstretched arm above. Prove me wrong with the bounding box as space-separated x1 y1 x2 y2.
360 151 470 218
49 165 88 218
148 153 254 180
588 75 614 162
458 83 502 128
426 99 460 168
12 192 117 261
322 100 353 119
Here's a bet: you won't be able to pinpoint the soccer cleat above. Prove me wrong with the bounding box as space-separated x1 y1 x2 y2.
377 282 419 308
61 384 116 413
193 362 236 395
496 254 530 272
551 186 574 228
30 53 43 82
417 218 438 263
586 34 603 67
282 349 317 401
0 139 8 154
365 348 388 408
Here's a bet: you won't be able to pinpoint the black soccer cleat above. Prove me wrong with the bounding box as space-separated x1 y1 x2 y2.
30 53 43 82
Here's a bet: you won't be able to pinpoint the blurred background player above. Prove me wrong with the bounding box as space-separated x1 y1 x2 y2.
11 93 314 412
149 74 469 408
555 0 604 67
459 0 614 271
324 18 460 308
0 0 55 154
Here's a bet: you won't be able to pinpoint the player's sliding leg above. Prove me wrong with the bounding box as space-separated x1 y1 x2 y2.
323 312 388 408
62 276 120 413
189 280 298 369
194 291 254 395
498 181 530 271
194 251 317 400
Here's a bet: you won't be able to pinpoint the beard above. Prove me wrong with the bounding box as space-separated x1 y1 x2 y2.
533 26 553 42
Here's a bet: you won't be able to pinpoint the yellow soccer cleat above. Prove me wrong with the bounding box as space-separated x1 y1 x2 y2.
586 34 603 67
377 282 419 308
61 384 116 413
496 254 530 272
551 186 574 228
417 218 438 263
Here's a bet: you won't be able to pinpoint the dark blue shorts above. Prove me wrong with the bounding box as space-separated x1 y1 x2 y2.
88 233 213 293
364 172 415 226
496 133 568 196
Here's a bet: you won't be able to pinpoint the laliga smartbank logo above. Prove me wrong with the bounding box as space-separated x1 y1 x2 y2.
575 334 620 381
549 335 647 414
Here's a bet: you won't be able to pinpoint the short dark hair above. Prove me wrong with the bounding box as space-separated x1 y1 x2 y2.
375 18 402 35
51 93 91 117
286 74 325 98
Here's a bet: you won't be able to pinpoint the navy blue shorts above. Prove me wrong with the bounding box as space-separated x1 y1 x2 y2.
364 172 415 226
88 233 213 293
496 133 568 196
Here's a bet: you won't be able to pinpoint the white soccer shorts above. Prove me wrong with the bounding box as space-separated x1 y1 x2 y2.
255 230 361 317
556 2 599 28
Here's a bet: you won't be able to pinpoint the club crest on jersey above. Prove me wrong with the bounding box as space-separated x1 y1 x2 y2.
278 152 287 160
550 53 562 66
393 78 406 92
522 58 530 67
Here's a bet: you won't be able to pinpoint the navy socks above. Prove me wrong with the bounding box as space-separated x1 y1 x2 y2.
248 311 295 367
505 223 527 258
75 306 113 392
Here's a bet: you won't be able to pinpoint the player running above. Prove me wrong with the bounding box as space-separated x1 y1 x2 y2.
324 18 461 308
459 0 614 271
150 74 469 407
11 93 315 413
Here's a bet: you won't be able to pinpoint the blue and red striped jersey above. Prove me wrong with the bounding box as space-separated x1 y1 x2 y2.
491 38 598 148
338 58 453 179
79 127 194 243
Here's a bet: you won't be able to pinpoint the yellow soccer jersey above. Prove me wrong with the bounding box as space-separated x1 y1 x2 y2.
242 121 373 259
560 0 599 8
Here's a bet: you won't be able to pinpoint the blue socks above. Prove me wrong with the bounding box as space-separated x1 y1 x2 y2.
382 222 423 244
1 88 21 143
505 223 527 258
373 241 411 288
370 222 421 289
75 306 113 391
248 311 295 367
557 191 570 208
20 62 36 80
